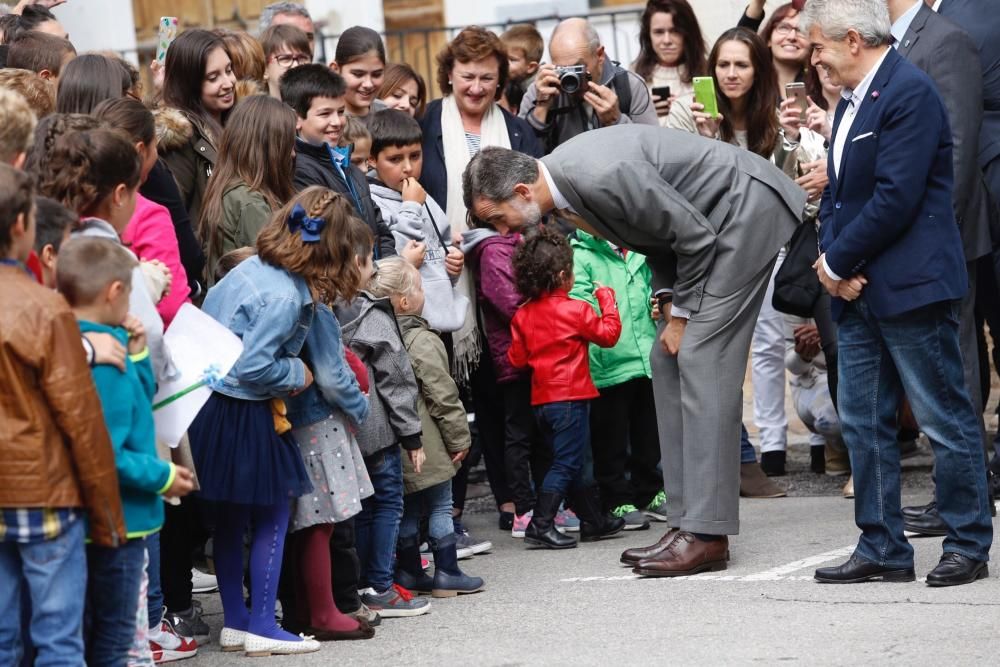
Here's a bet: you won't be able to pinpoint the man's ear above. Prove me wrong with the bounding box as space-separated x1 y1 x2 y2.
846 29 862 54
513 182 533 201
595 45 606 69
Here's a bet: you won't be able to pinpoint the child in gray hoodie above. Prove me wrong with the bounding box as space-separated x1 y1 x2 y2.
366 109 469 334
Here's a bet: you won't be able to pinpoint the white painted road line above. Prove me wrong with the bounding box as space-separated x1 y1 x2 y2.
740 545 856 581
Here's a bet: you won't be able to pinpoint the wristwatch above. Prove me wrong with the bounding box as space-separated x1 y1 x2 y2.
656 291 673 316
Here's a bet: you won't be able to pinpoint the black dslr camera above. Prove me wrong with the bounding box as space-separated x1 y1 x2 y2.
555 65 591 102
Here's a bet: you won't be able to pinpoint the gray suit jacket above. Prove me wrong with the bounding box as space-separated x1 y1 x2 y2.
898 2 991 261
542 125 805 313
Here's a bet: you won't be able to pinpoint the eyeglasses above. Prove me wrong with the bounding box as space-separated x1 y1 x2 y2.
773 23 801 37
272 53 311 67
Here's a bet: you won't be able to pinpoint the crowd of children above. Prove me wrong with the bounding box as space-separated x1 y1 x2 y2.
0 5 675 664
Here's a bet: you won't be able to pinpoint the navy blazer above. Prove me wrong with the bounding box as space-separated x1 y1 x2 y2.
819 47 967 320
418 98 545 211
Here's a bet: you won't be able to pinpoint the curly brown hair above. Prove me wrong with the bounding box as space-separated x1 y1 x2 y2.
256 186 365 304
436 26 508 100
512 224 573 300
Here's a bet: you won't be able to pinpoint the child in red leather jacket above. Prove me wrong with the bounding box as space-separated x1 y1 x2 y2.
508 226 624 551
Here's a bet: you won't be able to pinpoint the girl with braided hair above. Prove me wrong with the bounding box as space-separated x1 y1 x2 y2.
188 186 364 657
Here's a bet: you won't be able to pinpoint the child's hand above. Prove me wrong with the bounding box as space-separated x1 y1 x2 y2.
291 364 314 396
122 314 147 356
408 447 426 474
401 240 426 268
164 465 195 498
450 449 469 465
85 332 126 370
444 247 464 276
401 177 427 204
650 295 662 321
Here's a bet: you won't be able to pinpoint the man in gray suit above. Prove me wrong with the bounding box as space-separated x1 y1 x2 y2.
886 0 994 535
462 124 806 575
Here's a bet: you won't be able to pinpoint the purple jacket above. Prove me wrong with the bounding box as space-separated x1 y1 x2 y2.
462 228 526 384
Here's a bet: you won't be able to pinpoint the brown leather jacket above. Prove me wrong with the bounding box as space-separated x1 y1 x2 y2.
0 266 126 547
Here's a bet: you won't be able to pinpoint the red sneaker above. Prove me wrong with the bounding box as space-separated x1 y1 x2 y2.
149 618 198 663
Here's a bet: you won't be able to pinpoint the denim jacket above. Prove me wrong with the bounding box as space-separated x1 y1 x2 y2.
286 303 370 428
201 256 314 400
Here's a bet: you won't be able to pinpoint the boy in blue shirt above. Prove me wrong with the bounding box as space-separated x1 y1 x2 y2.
56 237 194 665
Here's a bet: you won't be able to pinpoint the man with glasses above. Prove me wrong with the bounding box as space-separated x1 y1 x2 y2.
260 2 315 55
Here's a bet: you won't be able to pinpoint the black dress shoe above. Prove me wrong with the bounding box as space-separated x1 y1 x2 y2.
925 552 989 587
901 500 935 520
903 505 947 536
815 554 915 583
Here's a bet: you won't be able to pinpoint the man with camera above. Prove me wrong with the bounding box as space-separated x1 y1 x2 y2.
519 17 658 153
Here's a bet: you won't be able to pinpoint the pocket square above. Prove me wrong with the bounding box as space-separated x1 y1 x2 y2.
851 131 876 142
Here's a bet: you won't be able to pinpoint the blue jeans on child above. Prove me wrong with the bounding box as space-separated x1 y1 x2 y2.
145 532 163 629
356 446 404 593
534 401 591 495
0 516 87 667
399 480 454 546
86 537 145 667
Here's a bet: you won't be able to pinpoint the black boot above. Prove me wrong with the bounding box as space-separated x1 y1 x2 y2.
524 491 577 549
393 536 433 594
431 533 484 598
571 485 626 543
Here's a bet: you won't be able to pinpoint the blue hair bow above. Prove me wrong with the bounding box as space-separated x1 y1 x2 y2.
287 203 325 243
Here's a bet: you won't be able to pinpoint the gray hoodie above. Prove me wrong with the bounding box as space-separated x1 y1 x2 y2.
334 292 422 457
367 180 469 333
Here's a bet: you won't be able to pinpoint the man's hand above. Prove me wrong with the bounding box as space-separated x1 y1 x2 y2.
795 159 828 202
444 247 464 276
584 81 621 126
401 177 426 204
85 332 126 371
659 312 687 356
793 324 821 361
838 275 867 301
401 239 426 268
813 254 841 296
691 102 723 139
122 314 147 356
164 465 195 498
533 64 560 109
408 447 426 474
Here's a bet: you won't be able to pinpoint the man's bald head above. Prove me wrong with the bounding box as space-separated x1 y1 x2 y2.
548 18 604 78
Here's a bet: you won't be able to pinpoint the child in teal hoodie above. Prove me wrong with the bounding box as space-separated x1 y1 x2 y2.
57 237 194 665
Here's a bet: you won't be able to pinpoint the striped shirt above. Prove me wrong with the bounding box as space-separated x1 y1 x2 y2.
0 507 79 543
465 132 481 157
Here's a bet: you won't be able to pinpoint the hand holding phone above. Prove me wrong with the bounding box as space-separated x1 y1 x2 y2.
785 81 808 123
692 77 718 119
651 85 672 117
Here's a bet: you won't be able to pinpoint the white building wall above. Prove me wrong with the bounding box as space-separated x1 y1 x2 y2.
53 0 139 62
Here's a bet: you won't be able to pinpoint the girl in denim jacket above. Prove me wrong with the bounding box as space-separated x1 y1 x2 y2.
188 187 363 657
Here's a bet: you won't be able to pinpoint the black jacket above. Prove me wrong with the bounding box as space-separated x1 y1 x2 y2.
419 99 544 212
140 159 206 294
293 137 396 260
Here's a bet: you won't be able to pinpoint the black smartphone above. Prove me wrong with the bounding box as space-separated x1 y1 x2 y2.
651 85 671 100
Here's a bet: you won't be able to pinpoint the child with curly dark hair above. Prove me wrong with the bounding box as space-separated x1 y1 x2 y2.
508 226 625 550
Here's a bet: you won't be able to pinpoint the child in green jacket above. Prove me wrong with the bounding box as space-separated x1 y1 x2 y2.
569 231 665 530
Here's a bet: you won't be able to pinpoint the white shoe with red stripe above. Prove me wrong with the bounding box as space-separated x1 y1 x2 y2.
149 617 198 663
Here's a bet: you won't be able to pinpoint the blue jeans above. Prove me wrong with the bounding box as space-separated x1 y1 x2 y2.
740 423 757 464
0 517 86 667
534 401 591 495
399 481 454 547
356 446 404 592
146 532 162 629
839 299 993 566
86 538 145 667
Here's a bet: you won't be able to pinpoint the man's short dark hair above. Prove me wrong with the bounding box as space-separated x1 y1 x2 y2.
279 64 346 118
369 109 422 157
33 196 76 255
7 31 75 76
14 4 58 37
462 146 539 211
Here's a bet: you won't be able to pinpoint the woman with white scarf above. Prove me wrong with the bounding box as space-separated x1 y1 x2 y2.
419 26 544 545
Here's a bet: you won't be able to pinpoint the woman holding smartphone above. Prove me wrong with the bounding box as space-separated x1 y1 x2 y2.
631 0 707 126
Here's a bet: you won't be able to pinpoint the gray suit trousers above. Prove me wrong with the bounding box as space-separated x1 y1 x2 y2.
650 256 777 535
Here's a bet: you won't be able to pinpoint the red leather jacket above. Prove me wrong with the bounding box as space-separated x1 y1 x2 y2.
508 287 622 406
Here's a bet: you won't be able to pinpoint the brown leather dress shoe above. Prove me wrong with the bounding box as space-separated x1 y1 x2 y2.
620 528 679 565
632 532 729 577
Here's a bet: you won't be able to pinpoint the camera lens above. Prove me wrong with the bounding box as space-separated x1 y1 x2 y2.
561 73 581 94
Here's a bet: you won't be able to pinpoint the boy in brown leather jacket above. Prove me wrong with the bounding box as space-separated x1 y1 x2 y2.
0 164 126 665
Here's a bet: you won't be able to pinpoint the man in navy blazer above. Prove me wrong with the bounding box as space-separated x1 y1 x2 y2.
801 0 992 587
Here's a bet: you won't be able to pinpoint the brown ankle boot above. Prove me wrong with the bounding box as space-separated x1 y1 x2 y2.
740 463 786 498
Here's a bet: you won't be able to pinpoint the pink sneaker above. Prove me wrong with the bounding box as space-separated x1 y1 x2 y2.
555 507 581 533
511 511 533 538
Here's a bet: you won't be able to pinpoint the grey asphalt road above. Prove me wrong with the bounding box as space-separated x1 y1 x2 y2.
190 456 1000 666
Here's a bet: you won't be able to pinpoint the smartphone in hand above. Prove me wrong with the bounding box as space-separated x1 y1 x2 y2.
785 81 808 123
692 77 719 118
651 85 671 100
156 17 179 64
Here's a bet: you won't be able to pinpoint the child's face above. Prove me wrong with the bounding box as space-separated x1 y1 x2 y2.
338 52 385 113
507 48 538 82
349 137 371 171
108 279 132 326
298 95 348 146
357 249 375 284
371 143 423 191
381 78 420 117
39 227 71 289
201 46 237 117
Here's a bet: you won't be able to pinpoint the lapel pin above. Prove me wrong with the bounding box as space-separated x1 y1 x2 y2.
871 90 880 100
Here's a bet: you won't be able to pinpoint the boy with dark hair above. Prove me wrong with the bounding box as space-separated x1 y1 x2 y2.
32 195 76 287
0 163 126 666
6 30 75 83
279 64 397 260
56 236 195 665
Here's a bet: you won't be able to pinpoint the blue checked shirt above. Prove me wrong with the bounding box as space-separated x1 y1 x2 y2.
0 508 79 543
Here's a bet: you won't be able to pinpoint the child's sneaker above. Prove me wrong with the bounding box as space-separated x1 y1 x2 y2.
421 541 474 561
554 507 581 533
453 520 493 555
511 511 533 538
165 601 209 641
611 504 651 531
361 584 431 618
149 617 198 663
347 602 381 627
644 491 668 522
191 568 218 594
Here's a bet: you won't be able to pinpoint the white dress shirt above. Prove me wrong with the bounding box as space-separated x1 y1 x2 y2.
824 47 891 281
